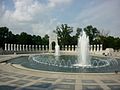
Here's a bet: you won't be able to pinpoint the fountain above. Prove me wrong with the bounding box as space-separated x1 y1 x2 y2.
55 36 60 56
74 30 91 67
8 31 120 73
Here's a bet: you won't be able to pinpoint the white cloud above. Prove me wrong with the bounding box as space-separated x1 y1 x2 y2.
48 0 72 7
11 0 46 21
32 18 60 36
9 0 72 22
0 0 72 36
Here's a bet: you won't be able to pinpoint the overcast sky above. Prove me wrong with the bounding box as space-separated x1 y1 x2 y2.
0 0 120 37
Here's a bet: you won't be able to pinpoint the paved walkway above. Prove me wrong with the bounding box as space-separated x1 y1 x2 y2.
0 55 120 90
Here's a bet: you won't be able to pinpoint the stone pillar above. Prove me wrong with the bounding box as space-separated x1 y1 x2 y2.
29 45 31 51
10 44 13 51
39 45 41 51
14 44 16 51
68 45 70 51
35 45 37 51
46 45 48 51
100 44 102 51
72 45 74 51
49 42 52 52
65 45 67 51
97 44 99 51
26 45 28 51
90 45 93 52
23 45 25 51
19 44 22 51
42 45 44 51
5 43 7 51
32 45 34 51
7 44 10 51
44 45 46 51
94 45 96 52
17 44 19 51
75 45 77 51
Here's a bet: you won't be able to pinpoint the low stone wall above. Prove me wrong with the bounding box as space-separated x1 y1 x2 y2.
1 50 49 55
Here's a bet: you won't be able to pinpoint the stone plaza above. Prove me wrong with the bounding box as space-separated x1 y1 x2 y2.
0 49 120 90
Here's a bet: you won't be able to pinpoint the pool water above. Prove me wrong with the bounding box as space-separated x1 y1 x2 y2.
8 55 120 73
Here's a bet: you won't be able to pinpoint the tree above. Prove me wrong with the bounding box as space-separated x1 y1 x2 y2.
32 35 37 45
0 27 9 44
42 34 49 45
114 37 120 50
71 27 82 45
35 35 42 45
76 27 82 38
17 32 31 44
6 31 15 43
0 27 15 48
53 24 73 45
84 25 100 44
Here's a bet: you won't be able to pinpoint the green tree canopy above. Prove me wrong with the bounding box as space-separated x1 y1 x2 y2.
84 25 100 44
42 34 49 45
53 24 73 45
0 27 14 48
